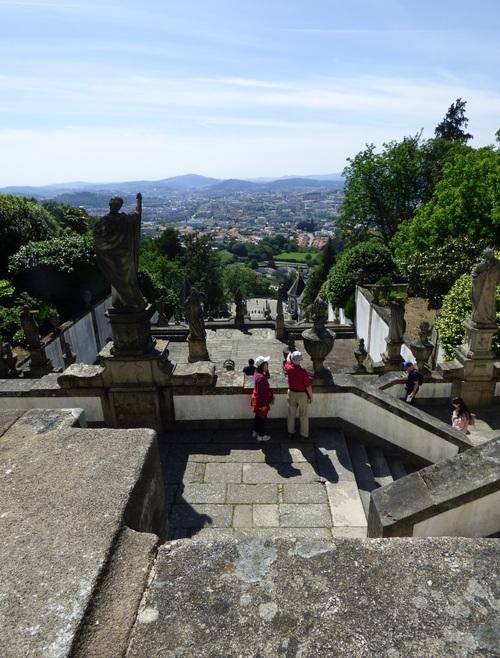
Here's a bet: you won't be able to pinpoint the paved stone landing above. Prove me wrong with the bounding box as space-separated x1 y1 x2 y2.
160 428 367 539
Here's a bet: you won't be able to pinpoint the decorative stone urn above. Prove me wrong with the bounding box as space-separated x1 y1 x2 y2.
409 320 434 373
301 298 336 377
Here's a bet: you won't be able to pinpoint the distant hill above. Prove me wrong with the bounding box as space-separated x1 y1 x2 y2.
0 173 344 198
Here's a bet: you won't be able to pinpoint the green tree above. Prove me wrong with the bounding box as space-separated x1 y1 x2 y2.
338 135 427 245
0 194 60 276
41 200 89 235
8 233 108 318
320 240 398 309
222 262 271 297
302 237 337 306
392 147 500 261
180 232 224 310
148 227 183 260
434 98 473 144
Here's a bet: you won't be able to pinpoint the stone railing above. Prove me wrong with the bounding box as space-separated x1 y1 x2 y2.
368 437 500 538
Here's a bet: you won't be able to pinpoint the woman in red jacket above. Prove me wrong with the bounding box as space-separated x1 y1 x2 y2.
251 356 274 442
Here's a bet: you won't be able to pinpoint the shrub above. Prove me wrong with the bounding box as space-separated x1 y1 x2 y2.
321 240 398 309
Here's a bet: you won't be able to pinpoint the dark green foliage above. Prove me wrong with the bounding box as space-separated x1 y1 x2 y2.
0 194 59 276
396 236 488 309
41 200 89 235
180 232 224 310
434 98 473 144
321 240 397 309
302 237 337 306
222 262 271 297
147 227 183 260
0 281 52 344
8 233 108 318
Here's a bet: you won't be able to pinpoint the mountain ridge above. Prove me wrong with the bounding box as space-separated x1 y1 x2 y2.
0 173 344 198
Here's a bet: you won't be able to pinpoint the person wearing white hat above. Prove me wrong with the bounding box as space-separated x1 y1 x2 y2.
284 350 313 439
250 356 274 442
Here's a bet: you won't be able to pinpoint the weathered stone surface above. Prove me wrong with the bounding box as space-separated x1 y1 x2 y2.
369 437 500 537
0 409 166 658
127 537 500 658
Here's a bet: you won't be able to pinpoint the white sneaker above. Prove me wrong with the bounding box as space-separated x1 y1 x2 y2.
252 431 258 438
257 434 271 442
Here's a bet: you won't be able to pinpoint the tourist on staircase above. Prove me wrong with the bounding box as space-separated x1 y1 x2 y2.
251 356 274 442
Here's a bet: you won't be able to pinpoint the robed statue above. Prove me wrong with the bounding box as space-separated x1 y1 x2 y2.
471 249 500 326
388 297 406 343
93 194 146 310
184 288 207 341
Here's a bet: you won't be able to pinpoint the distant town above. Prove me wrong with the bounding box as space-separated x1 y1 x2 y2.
0 174 345 253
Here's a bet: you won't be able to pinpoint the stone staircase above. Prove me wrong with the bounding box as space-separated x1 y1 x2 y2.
339 433 415 524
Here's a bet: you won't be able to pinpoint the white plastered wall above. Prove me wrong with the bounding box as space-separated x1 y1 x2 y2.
0 396 104 422
413 489 500 537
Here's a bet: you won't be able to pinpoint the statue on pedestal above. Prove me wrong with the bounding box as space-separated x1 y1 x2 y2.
184 288 206 341
471 249 500 326
388 297 406 343
93 194 146 311
20 306 42 349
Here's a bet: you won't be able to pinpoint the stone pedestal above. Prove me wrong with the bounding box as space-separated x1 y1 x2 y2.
382 340 404 372
438 318 500 407
25 347 56 378
301 299 336 380
458 318 498 359
234 311 245 330
187 338 209 363
107 306 155 357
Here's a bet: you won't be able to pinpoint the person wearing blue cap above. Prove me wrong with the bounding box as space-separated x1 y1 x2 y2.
401 361 423 404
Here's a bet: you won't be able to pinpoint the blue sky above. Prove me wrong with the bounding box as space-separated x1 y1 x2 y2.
1 0 499 185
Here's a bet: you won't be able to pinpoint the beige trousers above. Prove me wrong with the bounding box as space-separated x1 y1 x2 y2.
287 390 309 437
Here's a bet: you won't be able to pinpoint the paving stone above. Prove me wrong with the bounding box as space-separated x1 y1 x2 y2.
233 527 333 539
177 484 226 504
190 528 235 539
163 484 179 506
283 482 327 504
163 461 202 484
169 503 233 528
332 526 368 538
284 445 317 463
279 503 332 527
182 443 266 464
226 484 278 504
233 505 253 528
204 462 243 484
326 481 367 530
253 504 280 527
242 462 321 484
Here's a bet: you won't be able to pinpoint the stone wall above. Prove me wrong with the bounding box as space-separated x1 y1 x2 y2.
368 437 500 537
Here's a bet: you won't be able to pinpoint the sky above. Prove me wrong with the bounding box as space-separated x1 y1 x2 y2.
1 0 499 186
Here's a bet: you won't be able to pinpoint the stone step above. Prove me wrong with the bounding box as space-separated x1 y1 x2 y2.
365 446 395 488
345 436 379 519
318 429 367 537
386 455 408 481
